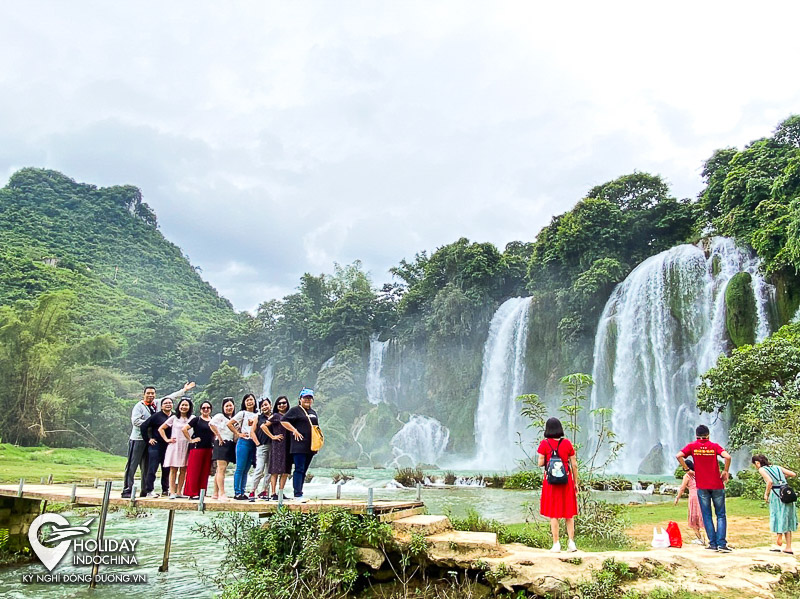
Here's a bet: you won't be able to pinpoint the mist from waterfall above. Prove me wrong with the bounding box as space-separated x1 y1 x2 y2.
366 333 390 405
472 297 533 470
590 237 772 473
389 414 450 467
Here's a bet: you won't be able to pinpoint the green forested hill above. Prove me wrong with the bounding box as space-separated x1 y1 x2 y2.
0 168 238 385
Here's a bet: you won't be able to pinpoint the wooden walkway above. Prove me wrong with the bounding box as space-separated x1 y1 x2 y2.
0 483 424 519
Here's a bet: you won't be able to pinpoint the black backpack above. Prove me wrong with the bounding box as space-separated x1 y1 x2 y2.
767 466 798 504
545 439 569 485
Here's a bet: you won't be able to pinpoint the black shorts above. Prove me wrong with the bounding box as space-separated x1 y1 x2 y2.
212 439 237 463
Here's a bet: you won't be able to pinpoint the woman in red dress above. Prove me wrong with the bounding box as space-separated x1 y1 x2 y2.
537 417 579 552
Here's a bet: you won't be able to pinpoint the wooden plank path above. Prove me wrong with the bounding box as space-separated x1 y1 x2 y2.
0 483 424 518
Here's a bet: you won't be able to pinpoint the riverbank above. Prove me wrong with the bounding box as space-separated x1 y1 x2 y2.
0 443 125 483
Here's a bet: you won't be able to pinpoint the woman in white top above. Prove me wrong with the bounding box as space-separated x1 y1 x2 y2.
209 398 237 500
227 394 258 500
159 398 193 498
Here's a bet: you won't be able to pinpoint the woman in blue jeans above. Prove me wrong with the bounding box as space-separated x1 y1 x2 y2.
227 393 258 500
280 388 319 500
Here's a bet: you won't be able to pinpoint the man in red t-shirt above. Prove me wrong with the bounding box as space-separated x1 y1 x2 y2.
676 425 732 552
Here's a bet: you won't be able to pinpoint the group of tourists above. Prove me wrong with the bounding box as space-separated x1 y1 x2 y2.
123 384 321 502
537 420 797 554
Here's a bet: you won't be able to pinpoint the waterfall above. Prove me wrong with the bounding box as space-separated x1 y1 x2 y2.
389 415 450 466
366 333 390 405
240 362 253 378
473 297 533 470
261 363 274 399
320 356 336 371
590 237 772 473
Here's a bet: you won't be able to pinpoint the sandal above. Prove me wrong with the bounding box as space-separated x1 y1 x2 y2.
782 550 794 554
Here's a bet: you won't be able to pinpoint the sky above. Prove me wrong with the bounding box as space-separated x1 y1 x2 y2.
2 1 800 312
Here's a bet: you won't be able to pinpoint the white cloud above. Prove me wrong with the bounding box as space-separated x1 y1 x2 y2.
2 1 800 311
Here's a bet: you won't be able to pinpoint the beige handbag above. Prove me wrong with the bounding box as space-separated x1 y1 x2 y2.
301 407 324 452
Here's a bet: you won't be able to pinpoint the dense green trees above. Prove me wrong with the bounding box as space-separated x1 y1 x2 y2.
0 291 138 451
699 116 800 275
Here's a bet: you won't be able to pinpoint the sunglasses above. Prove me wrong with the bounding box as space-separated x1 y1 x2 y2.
201 406 211 410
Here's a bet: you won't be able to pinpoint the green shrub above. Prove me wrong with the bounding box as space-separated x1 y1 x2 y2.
736 469 765 500
394 468 425 487
575 497 632 547
445 508 505 536
586 476 633 491
503 470 542 490
194 509 394 599
725 477 744 497
484 473 507 487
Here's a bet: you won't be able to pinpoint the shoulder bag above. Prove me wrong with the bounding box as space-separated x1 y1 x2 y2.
301 407 324 452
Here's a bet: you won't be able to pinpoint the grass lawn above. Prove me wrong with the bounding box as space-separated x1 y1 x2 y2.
626 497 769 525
0 443 126 483
503 498 772 552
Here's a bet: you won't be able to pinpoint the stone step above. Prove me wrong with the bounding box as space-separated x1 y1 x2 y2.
379 506 427 522
391 514 452 536
426 530 506 558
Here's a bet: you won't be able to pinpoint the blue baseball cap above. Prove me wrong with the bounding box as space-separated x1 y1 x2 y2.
299 388 315 398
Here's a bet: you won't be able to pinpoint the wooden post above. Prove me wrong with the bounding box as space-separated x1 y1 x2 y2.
278 489 284 508
158 509 176 573
130 484 137 508
94 478 99 488
17 479 24 498
367 488 374 516
416 483 422 502
198 489 206 513
89 481 112 589
70 484 77 503
47 474 53 485
40 477 45 485
336 484 341 500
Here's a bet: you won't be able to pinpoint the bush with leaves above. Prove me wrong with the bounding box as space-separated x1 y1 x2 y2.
503 470 542 490
194 509 393 599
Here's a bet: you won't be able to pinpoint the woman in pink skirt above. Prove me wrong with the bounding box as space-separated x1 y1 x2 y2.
674 458 705 545
160 398 192 499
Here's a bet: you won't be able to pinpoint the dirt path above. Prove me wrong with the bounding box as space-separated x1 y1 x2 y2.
628 515 773 549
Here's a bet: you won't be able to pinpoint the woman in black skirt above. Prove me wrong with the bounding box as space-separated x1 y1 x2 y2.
263 395 292 500
209 398 237 500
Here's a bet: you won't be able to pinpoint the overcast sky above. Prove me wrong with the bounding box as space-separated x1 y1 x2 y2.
2 1 800 311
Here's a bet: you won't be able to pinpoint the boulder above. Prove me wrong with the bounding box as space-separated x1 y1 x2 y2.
638 443 667 475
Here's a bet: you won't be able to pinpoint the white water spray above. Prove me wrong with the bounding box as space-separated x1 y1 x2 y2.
472 297 533 470
366 333 390 405
590 238 772 473
389 415 450 466
261 363 274 399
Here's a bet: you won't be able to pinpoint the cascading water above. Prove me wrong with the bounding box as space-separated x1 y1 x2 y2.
366 333 390 405
590 237 773 473
472 297 533 470
320 355 336 371
261 363 274 399
240 362 254 378
389 415 450 467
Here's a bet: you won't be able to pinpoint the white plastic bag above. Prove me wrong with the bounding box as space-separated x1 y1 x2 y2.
651 527 669 549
